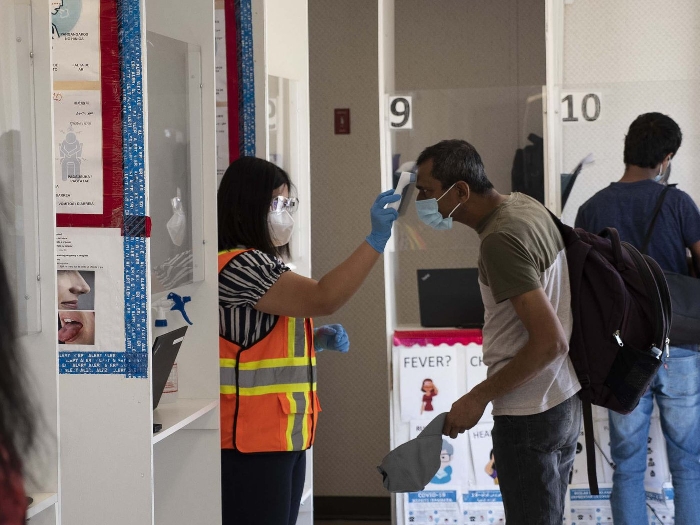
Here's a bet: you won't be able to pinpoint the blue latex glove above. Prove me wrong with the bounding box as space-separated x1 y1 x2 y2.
314 324 350 353
365 189 400 253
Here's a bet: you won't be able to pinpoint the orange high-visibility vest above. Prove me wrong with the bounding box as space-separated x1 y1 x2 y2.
218 249 320 452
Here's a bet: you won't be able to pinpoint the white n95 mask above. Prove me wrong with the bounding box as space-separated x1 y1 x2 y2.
166 188 186 246
268 210 294 246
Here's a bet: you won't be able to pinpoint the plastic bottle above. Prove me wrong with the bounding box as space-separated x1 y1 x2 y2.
153 298 178 404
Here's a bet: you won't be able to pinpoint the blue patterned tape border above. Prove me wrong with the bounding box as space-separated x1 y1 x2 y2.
118 0 148 379
60 352 127 375
236 0 255 156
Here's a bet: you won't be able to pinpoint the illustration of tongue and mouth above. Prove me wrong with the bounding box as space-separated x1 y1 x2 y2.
58 318 83 343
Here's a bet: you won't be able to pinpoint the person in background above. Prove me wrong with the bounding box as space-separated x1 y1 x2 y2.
575 112 700 525
217 156 399 525
0 235 36 524
415 139 580 524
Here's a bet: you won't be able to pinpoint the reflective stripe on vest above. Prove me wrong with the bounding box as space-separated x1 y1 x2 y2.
284 391 312 450
220 357 318 395
289 316 308 358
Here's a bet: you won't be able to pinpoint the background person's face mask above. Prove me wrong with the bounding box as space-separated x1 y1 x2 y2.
654 158 672 184
268 210 294 246
415 183 461 230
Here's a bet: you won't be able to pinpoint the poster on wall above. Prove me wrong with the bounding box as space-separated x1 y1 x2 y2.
646 488 675 525
645 417 670 492
410 420 473 489
400 346 459 422
465 345 493 423
214 2 227 102
405 490 461 524
462 490 505 524
593 415 670 492
53 89 104 214
216 105 230 181
594 419 615 483
214 2 229 181
56 228 124 351
570 426 592 485
467 422 500 489
569 486 614 525
51 0 101 83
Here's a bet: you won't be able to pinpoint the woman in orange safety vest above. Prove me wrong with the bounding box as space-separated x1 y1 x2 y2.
218 157 399 524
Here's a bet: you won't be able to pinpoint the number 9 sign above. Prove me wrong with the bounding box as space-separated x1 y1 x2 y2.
388 95 413 130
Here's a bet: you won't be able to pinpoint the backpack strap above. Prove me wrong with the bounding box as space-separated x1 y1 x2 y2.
582 398 600 495
598 228 626 272
641 185 675 255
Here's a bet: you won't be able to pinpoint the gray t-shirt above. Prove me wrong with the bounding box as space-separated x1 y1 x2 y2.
477 193 580 416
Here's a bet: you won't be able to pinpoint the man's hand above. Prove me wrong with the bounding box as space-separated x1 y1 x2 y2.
442 392 488 439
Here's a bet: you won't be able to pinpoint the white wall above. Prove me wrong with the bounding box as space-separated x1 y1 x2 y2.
265 0 313 281
146 1 221 523
559 0 700 225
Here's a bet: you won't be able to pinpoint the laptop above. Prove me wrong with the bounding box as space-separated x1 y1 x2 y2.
417 268 484 328
152 325 188 410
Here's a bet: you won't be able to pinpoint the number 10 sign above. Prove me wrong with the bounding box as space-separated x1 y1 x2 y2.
388 95 413 130
561 91 602 124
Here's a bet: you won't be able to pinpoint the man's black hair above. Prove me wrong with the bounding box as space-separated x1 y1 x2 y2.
416 139 494 193
624 113 682 168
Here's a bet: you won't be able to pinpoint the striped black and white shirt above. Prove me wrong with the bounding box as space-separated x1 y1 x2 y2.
219 249 290 348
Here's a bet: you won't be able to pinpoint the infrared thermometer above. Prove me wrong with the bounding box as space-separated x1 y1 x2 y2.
387 171 417 216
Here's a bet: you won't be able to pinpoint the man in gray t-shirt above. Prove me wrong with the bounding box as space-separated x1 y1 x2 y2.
413 139 581 524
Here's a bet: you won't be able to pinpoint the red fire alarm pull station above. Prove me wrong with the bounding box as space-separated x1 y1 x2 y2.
334 108 350 134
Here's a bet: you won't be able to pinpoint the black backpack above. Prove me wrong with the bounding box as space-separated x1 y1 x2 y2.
550 213 672 495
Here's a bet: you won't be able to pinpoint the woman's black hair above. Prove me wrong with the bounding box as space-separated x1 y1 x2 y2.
217 156 293 258
0 234 36 484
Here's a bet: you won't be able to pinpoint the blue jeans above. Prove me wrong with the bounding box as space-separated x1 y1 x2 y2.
609 347 700 525
492 395 582 525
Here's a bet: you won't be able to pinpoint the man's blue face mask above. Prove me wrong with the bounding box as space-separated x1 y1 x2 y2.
415 183 462 230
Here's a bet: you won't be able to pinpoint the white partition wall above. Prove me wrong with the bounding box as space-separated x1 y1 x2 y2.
56 0 220 523
145 0 220 522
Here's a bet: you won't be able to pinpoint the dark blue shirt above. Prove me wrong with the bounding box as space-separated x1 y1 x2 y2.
574 180 700 276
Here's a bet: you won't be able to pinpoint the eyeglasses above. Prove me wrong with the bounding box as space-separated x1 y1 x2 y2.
270 196 299 215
